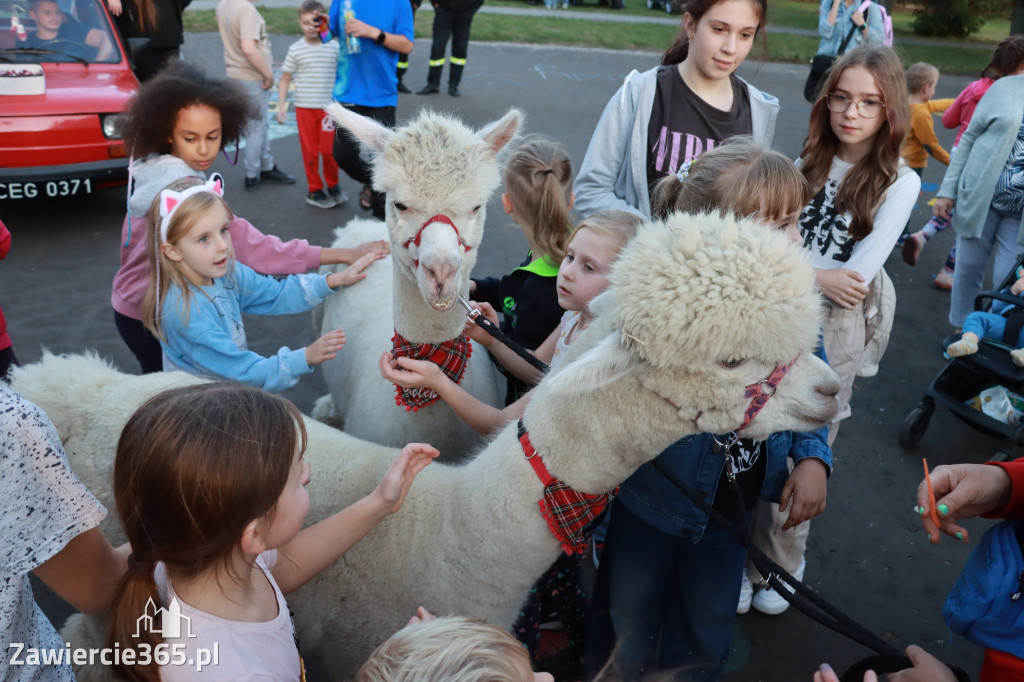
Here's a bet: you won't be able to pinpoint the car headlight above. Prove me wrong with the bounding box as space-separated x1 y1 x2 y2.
101 114 123 140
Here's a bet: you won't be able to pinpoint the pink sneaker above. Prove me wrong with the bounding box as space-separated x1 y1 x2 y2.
902 232 925 266
934 267 954 291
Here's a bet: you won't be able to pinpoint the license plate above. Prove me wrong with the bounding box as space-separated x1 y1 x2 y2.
0 178 93 200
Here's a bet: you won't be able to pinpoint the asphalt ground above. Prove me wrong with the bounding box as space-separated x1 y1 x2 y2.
1 33 999 681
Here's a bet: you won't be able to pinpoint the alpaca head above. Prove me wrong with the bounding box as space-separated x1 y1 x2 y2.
327 105 521 311
531 212 839 462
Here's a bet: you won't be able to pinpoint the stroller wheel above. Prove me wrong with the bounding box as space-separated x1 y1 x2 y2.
899 406 932 449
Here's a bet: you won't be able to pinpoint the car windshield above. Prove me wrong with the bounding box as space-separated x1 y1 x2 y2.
0 0 120 64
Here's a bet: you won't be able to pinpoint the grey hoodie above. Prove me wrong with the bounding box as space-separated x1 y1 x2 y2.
127 154 204 219
573 66 780 220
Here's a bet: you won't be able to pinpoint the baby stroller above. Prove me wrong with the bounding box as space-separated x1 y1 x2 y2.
899 254 1024 460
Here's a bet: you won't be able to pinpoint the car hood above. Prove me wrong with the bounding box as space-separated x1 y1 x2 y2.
2 65 137 117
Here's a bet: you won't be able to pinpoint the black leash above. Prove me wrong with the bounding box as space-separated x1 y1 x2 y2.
459 297 549 374
649 459 911 668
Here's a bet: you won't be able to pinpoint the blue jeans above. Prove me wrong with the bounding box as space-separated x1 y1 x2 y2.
950 206 1024 327
962 310 1024 347
586 500 747 682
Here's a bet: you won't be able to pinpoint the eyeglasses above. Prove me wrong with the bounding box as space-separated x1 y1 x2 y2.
826 93 886 118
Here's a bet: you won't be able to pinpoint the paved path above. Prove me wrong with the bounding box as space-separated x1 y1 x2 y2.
184 0 995 50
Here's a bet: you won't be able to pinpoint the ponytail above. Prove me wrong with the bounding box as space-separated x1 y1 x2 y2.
502 136 574 263
106 559 163 681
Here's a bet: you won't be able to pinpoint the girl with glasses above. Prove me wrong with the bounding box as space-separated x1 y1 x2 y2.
749 45 918 614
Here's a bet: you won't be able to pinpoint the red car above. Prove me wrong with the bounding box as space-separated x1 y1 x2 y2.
0 0 138 200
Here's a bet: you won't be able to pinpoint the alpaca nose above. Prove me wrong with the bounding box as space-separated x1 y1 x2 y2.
424 261 456 290
818 373 841 398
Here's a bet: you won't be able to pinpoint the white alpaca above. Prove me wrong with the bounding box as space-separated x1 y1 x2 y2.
314 107 519 458
12 213 840 681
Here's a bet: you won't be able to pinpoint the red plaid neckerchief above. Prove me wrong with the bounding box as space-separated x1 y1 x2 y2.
518 420 615 556
391 330 473 411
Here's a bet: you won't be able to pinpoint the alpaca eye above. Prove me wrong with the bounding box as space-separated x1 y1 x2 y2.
718 358 745 369
472 205 481 213
394 202 409 212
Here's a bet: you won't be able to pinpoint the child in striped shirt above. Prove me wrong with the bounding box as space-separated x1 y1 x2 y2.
277 0 346 209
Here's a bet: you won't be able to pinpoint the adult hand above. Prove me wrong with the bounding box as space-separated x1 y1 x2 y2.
888 645 959 681
916 462 1012 544
373 443 439 514
816 268 868 309
813 662 876 682
933 197 955 222
345 17 375 38
379 351 443 391
327 249 388 287
306 329 346 366
463 301 499 346
780 458 828 529
261 74 274 90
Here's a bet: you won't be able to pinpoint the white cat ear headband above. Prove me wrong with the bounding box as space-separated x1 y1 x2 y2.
158 173 225 242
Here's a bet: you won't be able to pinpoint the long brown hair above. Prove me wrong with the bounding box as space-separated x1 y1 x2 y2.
983 35 1024 80
651 135 810 223
141 177 235 340
106 383 305 681
799 44 908 241
661 0 767 65
503 135 574 263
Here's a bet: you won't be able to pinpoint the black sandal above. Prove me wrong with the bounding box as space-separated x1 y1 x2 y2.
359 184 372 211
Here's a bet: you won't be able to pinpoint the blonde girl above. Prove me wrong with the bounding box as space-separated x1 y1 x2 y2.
469 135 575 404
382 209 644 437
106 382 437 682
142 176 376 391
589 137 831 680
573 0 777 219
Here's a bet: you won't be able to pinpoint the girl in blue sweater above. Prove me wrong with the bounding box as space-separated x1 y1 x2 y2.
142 175 378 391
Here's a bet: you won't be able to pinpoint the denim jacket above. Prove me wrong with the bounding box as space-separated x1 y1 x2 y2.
816 0 884 57
617 345 833 543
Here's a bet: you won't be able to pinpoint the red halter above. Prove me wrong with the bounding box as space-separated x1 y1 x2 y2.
403 214 471 269
684 358 798 433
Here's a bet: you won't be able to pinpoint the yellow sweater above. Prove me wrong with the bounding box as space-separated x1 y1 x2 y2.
902 98 955 169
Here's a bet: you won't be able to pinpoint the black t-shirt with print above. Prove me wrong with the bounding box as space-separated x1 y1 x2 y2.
645 66 752 198
712 437 766 519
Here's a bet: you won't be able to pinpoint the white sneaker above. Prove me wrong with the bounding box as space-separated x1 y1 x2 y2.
751 558 805 616
737 568 753 614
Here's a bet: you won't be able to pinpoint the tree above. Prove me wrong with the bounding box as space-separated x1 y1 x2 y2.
912 0 1005 38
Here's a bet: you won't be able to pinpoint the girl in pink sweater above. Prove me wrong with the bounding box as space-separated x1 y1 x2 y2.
112 61 386 372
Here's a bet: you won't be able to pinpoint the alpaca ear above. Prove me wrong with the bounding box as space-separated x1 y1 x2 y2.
325 102 392 153
545 333 641 396
477 109 522 158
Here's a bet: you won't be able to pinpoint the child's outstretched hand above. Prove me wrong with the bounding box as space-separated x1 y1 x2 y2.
407 606 438 626
463 301 499 346
327 249 388 288
351 239 390 260
306 329 346 366
373 443 440 515
379 351 444 391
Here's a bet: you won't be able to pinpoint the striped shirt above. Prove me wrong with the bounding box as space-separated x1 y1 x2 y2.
282 38 341 109
992 114 1024 216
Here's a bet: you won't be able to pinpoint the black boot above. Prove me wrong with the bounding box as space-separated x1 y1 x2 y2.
448 82 460 97
417 83 440 95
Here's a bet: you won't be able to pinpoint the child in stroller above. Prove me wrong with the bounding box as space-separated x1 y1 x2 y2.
947 265 1024 366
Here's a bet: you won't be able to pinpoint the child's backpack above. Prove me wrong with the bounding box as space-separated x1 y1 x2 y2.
857 0 893 47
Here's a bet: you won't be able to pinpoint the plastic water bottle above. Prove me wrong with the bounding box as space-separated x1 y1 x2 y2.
343 0 360 54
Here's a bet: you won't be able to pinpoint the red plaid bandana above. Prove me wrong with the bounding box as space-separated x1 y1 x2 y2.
391 330 473 411
518 420 615 556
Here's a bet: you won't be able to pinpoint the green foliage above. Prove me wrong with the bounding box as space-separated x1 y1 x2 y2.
911 0 1004 38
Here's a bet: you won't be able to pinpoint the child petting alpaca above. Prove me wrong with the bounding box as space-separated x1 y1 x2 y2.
587 137 832 682
947 266 1024 365
382 209 644 437
469 136 575 405
142 176 366 391
105 382 438 682
381 209 642 677
113 60 386 374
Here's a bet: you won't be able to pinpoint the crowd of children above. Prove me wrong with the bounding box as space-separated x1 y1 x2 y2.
6 0 1024 680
